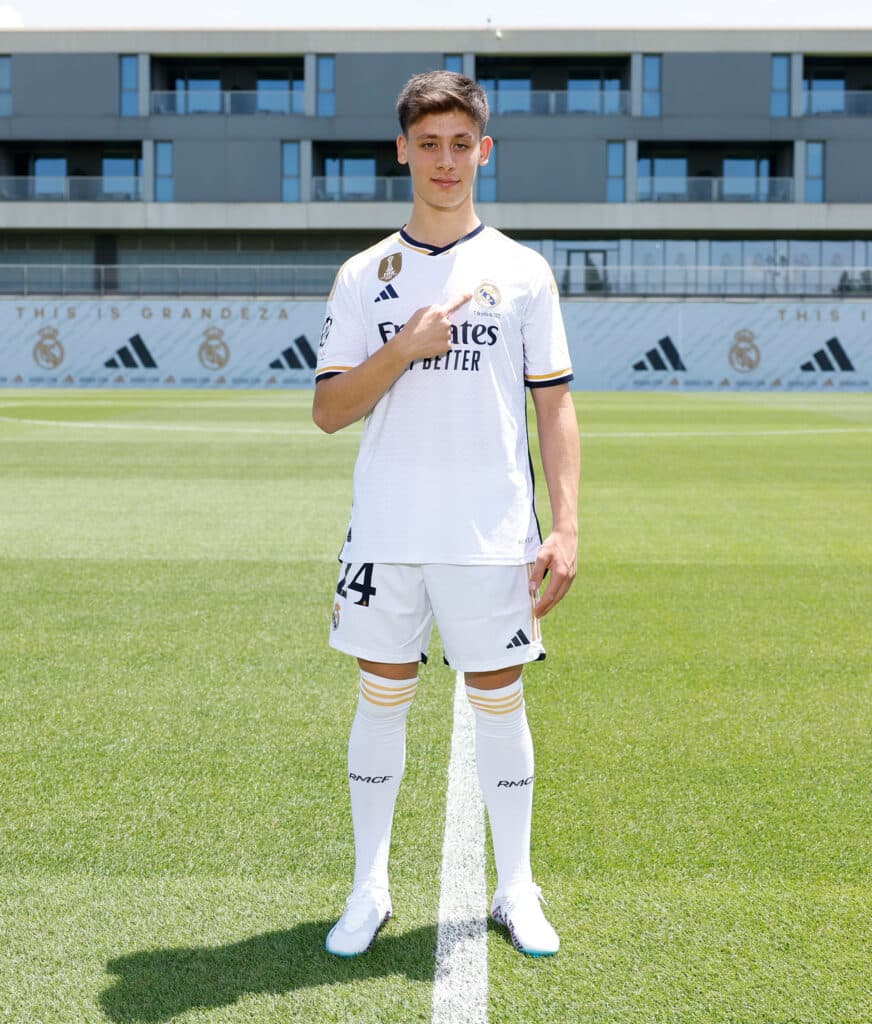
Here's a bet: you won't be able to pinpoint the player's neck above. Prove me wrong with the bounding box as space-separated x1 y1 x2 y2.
403 201 481 250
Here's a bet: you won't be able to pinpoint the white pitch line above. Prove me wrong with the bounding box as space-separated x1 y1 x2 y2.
1 414 869 441
578 427 872 438
0 415 336 437
432 672 489 1024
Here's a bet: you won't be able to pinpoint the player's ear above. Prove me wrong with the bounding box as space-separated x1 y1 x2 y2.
479 135 494 165
396 134 409 165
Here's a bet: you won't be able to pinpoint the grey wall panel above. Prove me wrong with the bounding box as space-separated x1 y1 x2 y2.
497 139 604 203
225 140 280 202
172 139 281 202
12 55 118 117
662 53 770 118
335 54 443 120
825 140 872 202
173 139 226 202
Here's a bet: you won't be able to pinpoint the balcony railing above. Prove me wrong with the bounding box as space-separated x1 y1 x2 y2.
638 176 794 202
311 176 413 202
0 176 143 201
803 89 872 115
486 88 630 116
151 89 305 115
2 263 870 299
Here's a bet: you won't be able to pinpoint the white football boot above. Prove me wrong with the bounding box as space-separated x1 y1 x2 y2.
491 883 560 956
325 882 392 957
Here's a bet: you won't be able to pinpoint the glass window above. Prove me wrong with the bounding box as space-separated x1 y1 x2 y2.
257 77 292 114
808 78 845 115
478 146 496 202
642 55 661 117
102 156 141 199
480 76 531 114
120 56 139 117
771 55 790 117
155 142 173 201
34 157 67 198
0 56 10 117
444 55 463 74
317 56 336 117
806 141 824 202
606 142 625 202
282 142 300 202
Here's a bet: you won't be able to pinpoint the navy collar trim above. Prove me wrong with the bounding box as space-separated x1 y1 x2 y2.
399 221 485 255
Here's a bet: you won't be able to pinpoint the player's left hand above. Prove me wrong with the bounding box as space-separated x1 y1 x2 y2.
529 529 577 618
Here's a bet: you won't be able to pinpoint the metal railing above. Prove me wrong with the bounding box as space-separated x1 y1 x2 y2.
150 89 305 115
486 88 630 116
803 89 872 115
3 263 872 299
637 176 794 202
0 176 143 201
311 176 413 202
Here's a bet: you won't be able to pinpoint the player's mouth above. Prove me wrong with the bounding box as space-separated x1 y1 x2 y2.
432 177 460 189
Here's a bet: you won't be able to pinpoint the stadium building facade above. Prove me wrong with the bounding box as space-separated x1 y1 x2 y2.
1 28 871 389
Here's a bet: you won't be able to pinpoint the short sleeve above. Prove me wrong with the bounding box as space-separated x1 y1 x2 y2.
521 258 573 389
315 263 368 383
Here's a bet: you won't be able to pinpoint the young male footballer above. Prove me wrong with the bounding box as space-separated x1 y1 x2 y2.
313 70 580 958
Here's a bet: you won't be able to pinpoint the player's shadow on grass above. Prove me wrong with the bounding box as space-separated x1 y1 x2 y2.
100 919 437 1023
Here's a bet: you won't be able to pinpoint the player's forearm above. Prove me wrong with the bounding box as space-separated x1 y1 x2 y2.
312 338 413 433
535 388 581 537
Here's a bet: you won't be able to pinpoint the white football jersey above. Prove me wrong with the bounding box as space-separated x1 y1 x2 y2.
316 224 573 565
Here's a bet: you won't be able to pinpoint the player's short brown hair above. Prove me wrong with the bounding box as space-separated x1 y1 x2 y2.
396 70 489 136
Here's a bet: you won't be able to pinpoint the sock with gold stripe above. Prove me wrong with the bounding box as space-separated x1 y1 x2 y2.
348 671 418 890
466 677 535 895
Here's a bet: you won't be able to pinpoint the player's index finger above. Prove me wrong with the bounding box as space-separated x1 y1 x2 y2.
441 293 472 316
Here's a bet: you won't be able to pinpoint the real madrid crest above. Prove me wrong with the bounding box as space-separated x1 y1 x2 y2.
729 328 761 374
198 326 231 371
33 326 65 370
378 253 402 282
474 280 502 308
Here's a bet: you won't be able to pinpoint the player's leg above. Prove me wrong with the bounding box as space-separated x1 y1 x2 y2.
427 564 559 956
325 563 432 956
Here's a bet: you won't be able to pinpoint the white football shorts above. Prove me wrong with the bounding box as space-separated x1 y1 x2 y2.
328 562 545 672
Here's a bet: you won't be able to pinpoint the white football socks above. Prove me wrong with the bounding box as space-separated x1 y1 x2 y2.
466 677 535 896
347 671 417 890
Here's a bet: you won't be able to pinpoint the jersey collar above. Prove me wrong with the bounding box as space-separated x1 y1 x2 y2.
398 221 485 256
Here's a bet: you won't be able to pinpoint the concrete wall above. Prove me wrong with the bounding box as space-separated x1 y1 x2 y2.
173 139 281 202
825 139 872 202
661 53 771 119
12 54 119 117
335 54 442 119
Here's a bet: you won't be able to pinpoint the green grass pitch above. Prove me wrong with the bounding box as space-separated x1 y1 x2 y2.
0 388 869 1024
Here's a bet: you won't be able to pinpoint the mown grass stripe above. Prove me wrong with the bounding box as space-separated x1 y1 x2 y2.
432 672 488 1024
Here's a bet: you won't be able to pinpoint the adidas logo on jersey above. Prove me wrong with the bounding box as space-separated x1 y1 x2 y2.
374 284 399 302
799 337 855 373
506 629 531 649
104 334 157 369
632 336 687 372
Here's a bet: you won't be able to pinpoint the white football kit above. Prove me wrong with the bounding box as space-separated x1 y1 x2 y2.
317 223 573 668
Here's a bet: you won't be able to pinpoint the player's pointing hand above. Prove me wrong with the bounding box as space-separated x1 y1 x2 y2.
398 293 472 361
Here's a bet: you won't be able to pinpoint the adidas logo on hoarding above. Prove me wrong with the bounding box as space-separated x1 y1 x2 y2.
632 336 687 372
506 629 530 650
800 337 855 373
374 284 399 302
104 334 157 369
269 334 317 370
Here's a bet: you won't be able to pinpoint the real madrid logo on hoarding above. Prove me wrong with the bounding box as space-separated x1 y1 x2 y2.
729 329 761 373
33 326 65 370
198 327 231 371
378 254 402 282
474 281 502 308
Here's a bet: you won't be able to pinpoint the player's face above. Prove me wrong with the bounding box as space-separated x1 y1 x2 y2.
396 110 493 213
